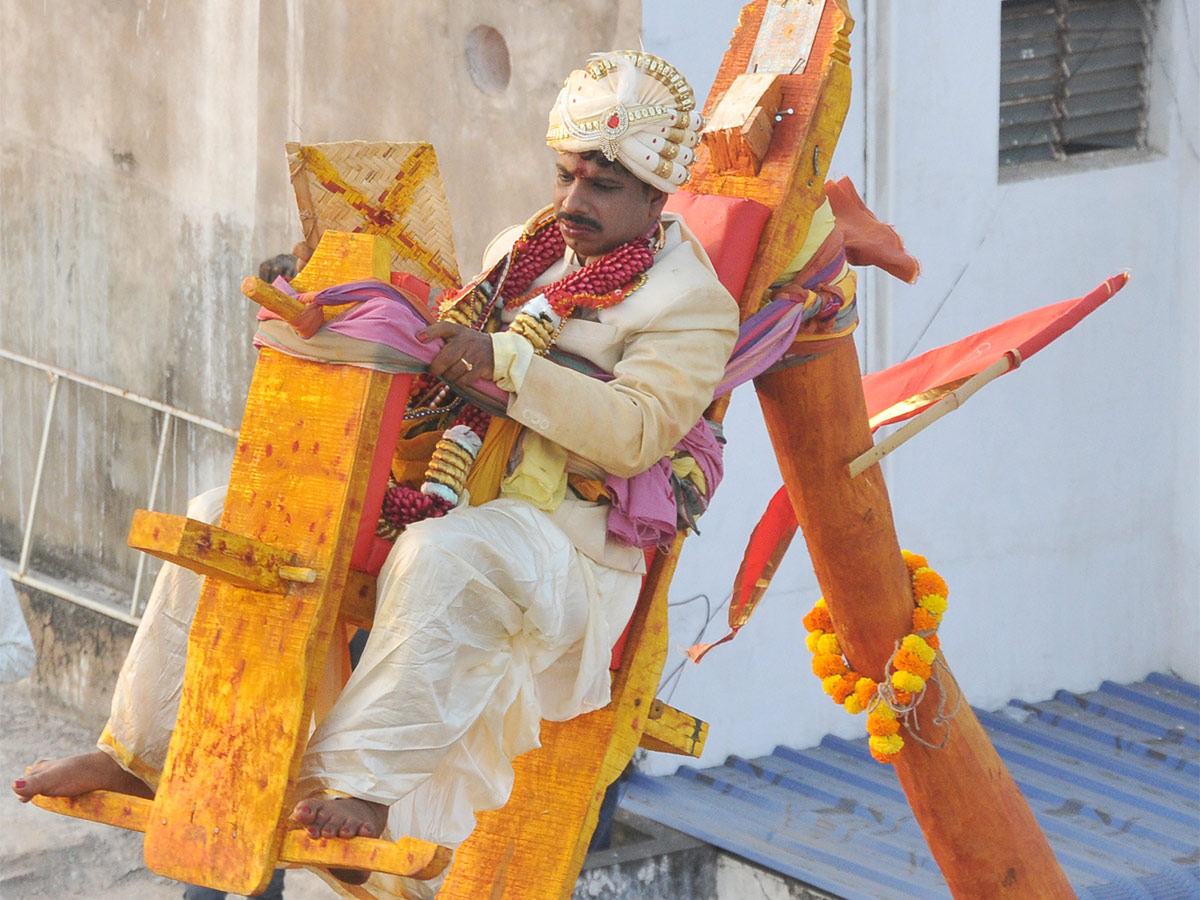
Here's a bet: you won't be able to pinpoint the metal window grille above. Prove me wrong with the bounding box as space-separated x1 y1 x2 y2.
1000 0 1156 167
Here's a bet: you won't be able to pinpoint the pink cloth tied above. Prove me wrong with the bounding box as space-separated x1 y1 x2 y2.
604 419 725 550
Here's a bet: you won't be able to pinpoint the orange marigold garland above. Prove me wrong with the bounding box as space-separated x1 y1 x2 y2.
803 550 950 764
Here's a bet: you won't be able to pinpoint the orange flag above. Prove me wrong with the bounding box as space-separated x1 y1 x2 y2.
688 272 1129 662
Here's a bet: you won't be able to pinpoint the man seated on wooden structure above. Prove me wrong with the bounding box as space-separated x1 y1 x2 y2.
14 49 738 886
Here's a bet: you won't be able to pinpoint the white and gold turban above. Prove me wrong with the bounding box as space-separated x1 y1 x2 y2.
546 51 704 193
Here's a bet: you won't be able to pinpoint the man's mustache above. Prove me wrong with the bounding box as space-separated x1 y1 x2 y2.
556 213 601 231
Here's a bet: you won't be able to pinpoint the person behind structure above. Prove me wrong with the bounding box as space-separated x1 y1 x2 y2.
14 50 739 899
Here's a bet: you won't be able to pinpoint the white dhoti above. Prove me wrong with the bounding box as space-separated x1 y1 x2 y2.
101 487 640 863
297 498 639 848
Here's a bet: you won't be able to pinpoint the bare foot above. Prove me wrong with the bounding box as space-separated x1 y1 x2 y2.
12 750 154 803
291 794 389 885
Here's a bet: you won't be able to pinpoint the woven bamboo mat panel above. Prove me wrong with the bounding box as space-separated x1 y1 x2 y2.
287 141 460 292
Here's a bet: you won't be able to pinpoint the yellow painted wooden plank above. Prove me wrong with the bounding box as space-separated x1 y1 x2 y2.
33 791 151 833
126 510 302 594
279 830 450 881
690 0 854 320
289 230 392 325
142 350 393 895
140 230 406 894
639 701 708 758
439 535 683 900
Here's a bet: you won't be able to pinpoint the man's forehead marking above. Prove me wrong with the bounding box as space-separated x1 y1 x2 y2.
558 156 626 184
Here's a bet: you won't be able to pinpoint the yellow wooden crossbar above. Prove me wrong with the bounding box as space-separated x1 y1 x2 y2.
127 511 304 594
33 792 449 879
280 831 451 880
33 791 150 833
639 700 709 758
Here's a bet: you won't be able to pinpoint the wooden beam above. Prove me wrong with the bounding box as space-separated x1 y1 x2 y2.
279 830 450 881
33 791 150 833
758 340 1075 899
141 233 406 895
689 0 853 321
127 510 305 594
696 3 1075 897
702 73 784 175
639 700 708 758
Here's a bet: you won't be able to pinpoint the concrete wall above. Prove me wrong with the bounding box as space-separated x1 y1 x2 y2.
646 0 1199 773
14 582 134 734
0 0 638 599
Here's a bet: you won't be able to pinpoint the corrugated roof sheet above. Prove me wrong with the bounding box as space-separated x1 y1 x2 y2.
621 672 1200 900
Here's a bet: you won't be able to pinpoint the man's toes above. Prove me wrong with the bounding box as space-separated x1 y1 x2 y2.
357 822 377 838
321 819 343 839
292 801 317 826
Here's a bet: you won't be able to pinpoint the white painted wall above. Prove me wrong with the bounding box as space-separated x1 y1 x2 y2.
643 0 1199 773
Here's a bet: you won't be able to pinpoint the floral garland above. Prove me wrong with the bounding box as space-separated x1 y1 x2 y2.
802 550 948 764
377 212 661 537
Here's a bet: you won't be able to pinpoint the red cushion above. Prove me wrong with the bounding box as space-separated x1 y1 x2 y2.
608 548 658 670
349 373 414 574
664 190 771 302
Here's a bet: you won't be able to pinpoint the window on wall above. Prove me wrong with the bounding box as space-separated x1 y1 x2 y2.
999 0 1157 168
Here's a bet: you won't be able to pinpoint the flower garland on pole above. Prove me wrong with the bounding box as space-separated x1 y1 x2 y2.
802 550 949 763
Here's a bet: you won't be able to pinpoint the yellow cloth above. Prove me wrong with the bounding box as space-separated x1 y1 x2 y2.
500 431 569 512
463 417 522 506
490 330 535 394
779 197 838 284
391 428 444 484
670 453 707 495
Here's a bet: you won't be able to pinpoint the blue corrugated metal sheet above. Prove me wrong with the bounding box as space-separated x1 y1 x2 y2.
621 673 1200 900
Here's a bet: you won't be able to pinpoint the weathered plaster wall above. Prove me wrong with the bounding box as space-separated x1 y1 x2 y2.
0 0 638 599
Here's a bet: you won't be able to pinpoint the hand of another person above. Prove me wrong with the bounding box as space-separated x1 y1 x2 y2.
420 322 495 386
290 295 324 339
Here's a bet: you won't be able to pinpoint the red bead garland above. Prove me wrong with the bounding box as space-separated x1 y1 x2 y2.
496 213 657 318
379 479 451 532
504 219 566 298
453 403 492 437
